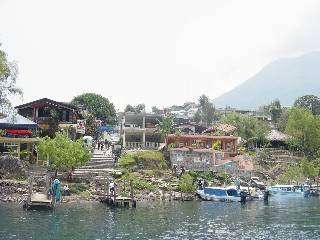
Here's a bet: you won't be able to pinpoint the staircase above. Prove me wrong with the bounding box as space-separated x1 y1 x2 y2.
257 148 304 164
73 150 120 181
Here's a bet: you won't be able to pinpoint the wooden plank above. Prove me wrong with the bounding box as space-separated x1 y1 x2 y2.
30 193 51 203
116 197 132 201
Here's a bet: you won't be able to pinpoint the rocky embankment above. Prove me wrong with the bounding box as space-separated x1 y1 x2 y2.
0 180 28 203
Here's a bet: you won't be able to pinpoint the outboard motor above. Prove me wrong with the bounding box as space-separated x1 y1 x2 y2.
263 190 269 201
22 200 28 209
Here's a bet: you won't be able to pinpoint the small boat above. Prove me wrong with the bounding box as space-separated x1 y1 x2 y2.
197 187 247 202
267 185 310 197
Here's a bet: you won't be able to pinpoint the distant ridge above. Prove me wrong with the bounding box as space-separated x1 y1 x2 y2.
214 52 320 109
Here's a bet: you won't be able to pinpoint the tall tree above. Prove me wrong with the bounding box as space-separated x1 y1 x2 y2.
125 104 136 112
124 104 145 113
197 94 216 126
294 95 320 115
221 112 270 143
157 115 174 144
71 93 116 124
285 107 320 158
84 113 100 139
151 106 161 114
264 99 282 123
0 45 22 114
135 104 145 113
278 108 290 132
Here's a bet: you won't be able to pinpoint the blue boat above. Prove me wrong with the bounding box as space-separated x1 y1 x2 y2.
267 185 310 197
197 187 247 202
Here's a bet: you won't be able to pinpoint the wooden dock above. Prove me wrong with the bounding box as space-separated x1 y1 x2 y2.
23 174 54 210
26 193 54 210
101 177 136 208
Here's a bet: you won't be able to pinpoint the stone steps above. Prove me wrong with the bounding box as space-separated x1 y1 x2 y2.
78 163 114 169
87 159 113 165
72 150 118 180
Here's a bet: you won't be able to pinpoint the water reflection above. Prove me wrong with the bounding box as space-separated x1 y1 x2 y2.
1 199 320 240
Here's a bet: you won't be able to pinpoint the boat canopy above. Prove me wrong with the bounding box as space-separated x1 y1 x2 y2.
226 189 238 197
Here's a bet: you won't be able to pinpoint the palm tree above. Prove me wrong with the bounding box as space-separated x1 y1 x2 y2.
157 115 174 144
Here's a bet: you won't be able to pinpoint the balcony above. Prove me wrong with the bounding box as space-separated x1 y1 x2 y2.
36 117 76 125
125 141 160 150
36 117 54 124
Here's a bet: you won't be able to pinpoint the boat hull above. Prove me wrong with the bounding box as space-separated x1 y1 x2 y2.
268 185 310 197
197 190 243 202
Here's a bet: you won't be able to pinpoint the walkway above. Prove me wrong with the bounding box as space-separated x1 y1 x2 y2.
73 149 119 180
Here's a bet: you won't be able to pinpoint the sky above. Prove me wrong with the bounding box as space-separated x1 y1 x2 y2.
1 0 320 111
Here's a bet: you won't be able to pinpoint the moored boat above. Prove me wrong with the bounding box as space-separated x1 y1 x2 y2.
267 185 310 197
197 187 247 202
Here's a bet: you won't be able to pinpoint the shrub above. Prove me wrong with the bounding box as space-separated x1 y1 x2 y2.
119 171 156 192
118 154 136 168
69 183 89 194
118 151 167 170
178 174 195 193
188 171 214 181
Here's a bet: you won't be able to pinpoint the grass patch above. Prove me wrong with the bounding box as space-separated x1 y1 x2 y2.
178 174 195 193
69 183 89 195
119 170 157 192
118 151 167 170
79 191 90 198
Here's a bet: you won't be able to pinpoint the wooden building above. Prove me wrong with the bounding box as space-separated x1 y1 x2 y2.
167 134 238 156
15 98 82 134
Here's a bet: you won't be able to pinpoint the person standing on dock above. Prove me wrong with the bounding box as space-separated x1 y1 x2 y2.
52 178 61 203
180 166 185 178
109 181 116 197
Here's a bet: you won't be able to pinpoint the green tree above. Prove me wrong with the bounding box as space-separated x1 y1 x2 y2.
285 107 320 158
71 93 116 124
278 108 290 132
125 104 135 112
264 99 282 123
301 159 318 181
193 110 202 123
152 106 161 114
179 173 195 193
0 45 22 114
221 112 270 143
280 164 303 184
38 132 91 171
294 95 320 115
135 104 145 113
125 104 145 113
157 115 174 144
197 94 216 126
84 113 100 139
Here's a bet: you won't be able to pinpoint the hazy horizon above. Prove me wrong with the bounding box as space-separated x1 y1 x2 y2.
1 0 320 111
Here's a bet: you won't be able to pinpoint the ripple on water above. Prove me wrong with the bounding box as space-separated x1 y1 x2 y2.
1 200 320 239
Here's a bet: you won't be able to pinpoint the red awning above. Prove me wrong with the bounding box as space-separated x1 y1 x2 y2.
6 129 32 135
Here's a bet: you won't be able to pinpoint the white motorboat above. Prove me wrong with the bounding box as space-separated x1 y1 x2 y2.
197 187 247 202
267 185 309 197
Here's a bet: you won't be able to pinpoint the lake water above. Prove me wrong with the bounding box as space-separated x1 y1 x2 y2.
1 197 320 240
